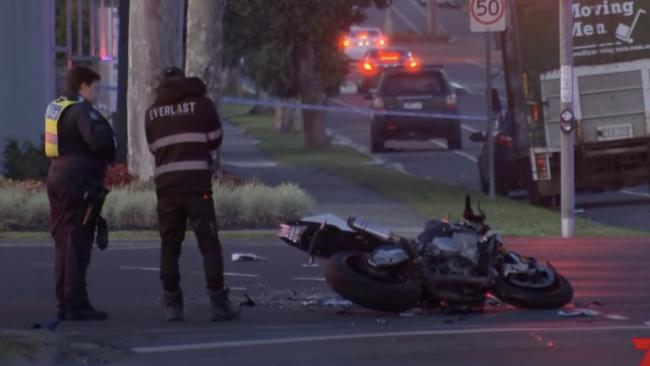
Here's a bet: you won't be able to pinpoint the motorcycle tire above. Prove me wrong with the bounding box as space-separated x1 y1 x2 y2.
324 251 422 313
494 272 573 309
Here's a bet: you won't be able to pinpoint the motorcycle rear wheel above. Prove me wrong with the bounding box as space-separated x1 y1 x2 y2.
325 251 422 313
494 272 573 309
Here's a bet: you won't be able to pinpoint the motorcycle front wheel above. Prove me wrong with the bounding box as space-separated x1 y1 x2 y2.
324 250 422 313
493 271 573 309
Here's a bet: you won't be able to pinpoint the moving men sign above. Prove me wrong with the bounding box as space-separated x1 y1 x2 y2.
572 0 650 59
515 0 650 70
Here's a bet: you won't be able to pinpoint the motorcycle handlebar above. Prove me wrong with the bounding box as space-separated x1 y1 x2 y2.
347 217 395 242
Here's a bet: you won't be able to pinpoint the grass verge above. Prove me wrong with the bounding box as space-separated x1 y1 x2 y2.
222 103 645 237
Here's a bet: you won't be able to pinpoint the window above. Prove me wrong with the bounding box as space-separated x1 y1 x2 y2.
383 72 446 96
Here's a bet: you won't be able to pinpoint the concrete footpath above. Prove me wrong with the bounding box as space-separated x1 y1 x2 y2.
220 119 430 235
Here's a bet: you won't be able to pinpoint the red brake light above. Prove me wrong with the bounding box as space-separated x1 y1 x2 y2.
377 38 387 46
359 60 376 75
496 134 513 148
380 54 400 62
446 93 458 110
405 57 420 71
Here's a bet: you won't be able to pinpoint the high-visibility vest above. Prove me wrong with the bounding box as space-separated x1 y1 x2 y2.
44 97 82 158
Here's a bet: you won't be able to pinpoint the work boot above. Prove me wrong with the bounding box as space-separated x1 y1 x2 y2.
164 289 184 321
208 288 241 321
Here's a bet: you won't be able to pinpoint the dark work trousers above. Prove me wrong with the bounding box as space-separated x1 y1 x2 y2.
47 170 95 313
157 192 225 293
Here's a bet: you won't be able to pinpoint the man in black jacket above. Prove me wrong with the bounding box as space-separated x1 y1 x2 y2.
45 66 116 321
145 67 240 322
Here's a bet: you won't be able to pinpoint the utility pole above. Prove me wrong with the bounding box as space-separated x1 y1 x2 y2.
427 0 437 37
559 0 575 237
486 32 495 199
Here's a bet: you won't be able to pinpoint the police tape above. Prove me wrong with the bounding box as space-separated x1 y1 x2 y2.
220 96 488 122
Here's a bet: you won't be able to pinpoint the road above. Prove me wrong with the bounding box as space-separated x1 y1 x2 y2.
2 237 650 365
332 2 650 233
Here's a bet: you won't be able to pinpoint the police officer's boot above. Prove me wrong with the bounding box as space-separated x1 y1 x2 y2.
164 289 184 321
208 288 240 321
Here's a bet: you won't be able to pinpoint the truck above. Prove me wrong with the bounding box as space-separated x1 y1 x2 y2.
496 0 650 205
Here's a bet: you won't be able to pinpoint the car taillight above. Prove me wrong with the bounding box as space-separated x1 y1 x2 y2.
376 38 387 46
372 97 385 109
495 133 513 148
339 37 351 49
360 60 376 75
446 93 458 110
278 224 307 244
404 57 420 71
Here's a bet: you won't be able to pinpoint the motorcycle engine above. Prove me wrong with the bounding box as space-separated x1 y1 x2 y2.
416 220 482 276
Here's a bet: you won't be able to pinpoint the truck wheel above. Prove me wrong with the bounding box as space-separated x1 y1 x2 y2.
447 124 462 150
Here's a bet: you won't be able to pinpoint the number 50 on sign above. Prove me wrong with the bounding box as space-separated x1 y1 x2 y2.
470 0 507 32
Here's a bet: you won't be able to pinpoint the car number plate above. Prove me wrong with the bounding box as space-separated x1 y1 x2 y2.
597 124 633 141
403 102 422 110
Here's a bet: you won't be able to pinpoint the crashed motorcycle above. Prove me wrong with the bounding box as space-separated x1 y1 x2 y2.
278 196 573 313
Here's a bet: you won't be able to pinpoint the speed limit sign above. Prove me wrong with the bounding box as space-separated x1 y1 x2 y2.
470 0 506 32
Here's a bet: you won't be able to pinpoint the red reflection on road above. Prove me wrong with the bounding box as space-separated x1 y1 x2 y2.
633 338 650 366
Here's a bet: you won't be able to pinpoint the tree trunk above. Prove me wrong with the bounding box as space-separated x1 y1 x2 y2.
127 0 184 178
427 0 438 37
274 99 295 132
297 44 329 148
185 0 226 104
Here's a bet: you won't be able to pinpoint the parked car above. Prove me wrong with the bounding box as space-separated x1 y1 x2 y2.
369 65 464 153
340 26 388 61
471 129 519 195
357 47 418 94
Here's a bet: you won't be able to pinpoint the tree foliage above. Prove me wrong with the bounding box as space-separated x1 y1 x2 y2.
224 0 392 99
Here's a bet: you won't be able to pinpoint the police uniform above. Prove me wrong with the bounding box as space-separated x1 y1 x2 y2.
145 70 239 321
45 94 115 320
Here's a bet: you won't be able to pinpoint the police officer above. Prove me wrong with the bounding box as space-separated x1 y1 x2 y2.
45 66 115 321
145 67 240 322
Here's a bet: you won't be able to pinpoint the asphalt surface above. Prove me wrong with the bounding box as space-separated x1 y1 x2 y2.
1 236 650 365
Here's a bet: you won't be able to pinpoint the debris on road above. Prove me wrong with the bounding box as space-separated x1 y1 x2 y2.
239 294 256 307
231 252 269 262
485 294 505 307
574 300 604 308
31 318 60 331
320 298 354 308
558 308 600 317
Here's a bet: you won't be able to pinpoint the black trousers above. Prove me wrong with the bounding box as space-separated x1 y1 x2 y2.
47 170 95 313
157 192 225 293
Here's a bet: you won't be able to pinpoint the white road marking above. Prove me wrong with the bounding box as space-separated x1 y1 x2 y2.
606 314 630 321
391 5 421 33
229 287 248 291
132 325 650 354
119 266 159 272
224 272 260 278
430 140 478 162
461 124 480 133
293 277 326 282
465 61 487 69
620 189 650 199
